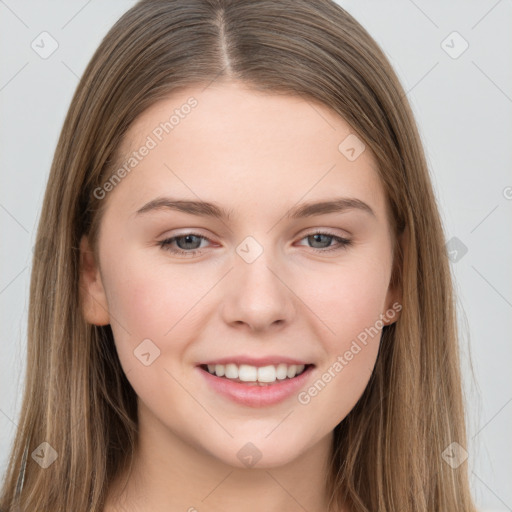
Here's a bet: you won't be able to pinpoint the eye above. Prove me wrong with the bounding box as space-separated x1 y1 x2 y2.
158 233 212 257
158 229 352 257
297 230 352 253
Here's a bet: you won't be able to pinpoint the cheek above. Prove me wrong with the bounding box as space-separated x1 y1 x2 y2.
293 252 390 417
100 254 209 417
102 248 213 338
99 250 209 378
299 250 391 345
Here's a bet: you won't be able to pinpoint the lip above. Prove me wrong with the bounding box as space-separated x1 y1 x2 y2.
196 364 315 407
198 356 312 367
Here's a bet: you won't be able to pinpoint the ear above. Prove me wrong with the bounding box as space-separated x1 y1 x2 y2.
79 235 110 326
382 226 406 326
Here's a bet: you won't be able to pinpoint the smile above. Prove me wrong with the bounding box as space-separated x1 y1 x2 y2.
201 362 311 384
196 363 316 407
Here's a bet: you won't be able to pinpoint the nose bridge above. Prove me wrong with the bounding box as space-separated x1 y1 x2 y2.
234 234 281 293
221 234 294 330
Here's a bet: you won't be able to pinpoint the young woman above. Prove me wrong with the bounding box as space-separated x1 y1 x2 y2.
0 0 477 511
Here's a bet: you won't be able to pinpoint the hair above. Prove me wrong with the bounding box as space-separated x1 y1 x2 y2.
0 0 477 510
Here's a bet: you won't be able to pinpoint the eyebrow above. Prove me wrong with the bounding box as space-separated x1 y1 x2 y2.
135 196 376 220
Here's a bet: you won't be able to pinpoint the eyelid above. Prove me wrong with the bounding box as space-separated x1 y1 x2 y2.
296 225 352 239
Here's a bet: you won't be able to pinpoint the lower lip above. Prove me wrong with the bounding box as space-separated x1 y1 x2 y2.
196 365 315 407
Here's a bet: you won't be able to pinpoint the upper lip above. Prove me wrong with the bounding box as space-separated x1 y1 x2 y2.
198 356 314 367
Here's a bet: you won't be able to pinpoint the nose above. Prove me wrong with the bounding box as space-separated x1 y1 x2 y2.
220 240 296 333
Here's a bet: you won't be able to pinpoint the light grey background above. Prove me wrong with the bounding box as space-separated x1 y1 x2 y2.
1 1 511 510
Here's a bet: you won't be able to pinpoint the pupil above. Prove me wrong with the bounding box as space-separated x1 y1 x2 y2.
180 235 200 249
311 234 329 248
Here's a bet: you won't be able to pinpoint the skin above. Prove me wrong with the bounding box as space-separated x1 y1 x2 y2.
79 80 402 512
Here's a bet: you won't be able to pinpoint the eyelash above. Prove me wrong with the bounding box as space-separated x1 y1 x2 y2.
157 230 352 257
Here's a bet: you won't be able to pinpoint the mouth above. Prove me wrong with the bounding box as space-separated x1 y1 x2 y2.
196 362 316 407
198 362 315 386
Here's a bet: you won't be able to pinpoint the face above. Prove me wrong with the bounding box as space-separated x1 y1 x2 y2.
80 81 401 469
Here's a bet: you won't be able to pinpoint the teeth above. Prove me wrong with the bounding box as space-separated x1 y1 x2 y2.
225 363 238 379
287 365 297 378
204 363 307 383
276 363 288 380
257 365 277 383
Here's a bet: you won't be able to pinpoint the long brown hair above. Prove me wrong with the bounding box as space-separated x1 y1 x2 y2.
0 1 477 510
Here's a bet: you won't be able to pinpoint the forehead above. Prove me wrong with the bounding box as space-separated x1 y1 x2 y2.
107 81 388 223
